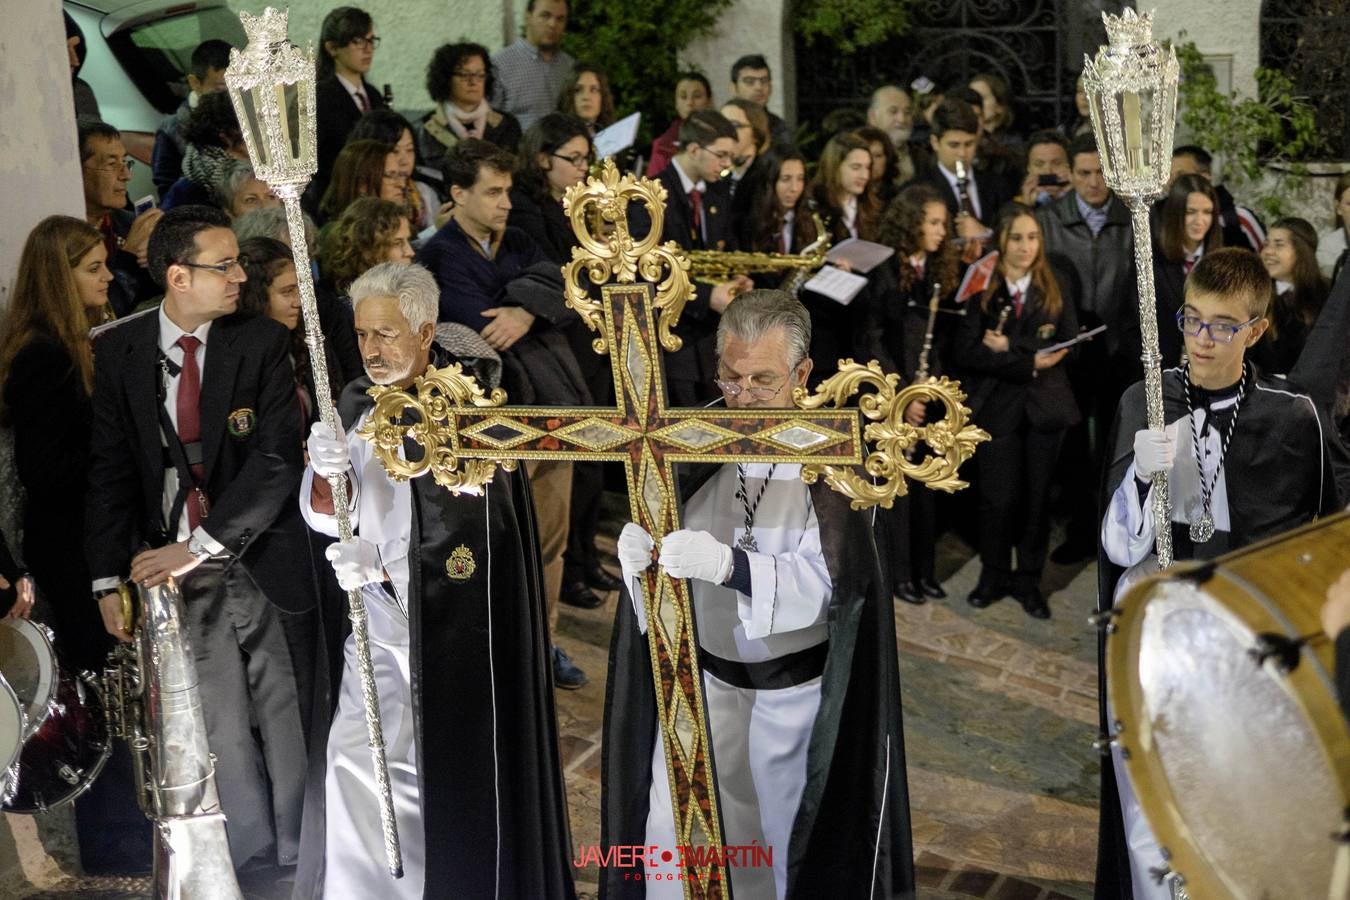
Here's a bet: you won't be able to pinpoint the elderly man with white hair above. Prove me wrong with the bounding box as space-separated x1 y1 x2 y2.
600 289 916 899
295 262 575 899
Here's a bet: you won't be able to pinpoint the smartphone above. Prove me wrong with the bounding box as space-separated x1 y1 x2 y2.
1037 174 1063 187
134 194 158 215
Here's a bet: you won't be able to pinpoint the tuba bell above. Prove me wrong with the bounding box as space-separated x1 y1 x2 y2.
103 578 243 900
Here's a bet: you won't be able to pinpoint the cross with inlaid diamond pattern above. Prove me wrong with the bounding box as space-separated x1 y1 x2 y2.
357 161 987 898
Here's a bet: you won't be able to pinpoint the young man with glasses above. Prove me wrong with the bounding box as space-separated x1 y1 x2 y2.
315 6 388 203
729 54 793 146
603 290 915 899
636 108 753 405
1096 247 1345 899
79 117 163 317
84 204 320 885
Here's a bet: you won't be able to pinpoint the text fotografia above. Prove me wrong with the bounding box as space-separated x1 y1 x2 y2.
573 843 773 872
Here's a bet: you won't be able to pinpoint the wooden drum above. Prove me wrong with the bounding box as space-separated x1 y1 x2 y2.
1107 511 1350 899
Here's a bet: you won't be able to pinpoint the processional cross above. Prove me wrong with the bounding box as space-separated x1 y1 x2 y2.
359 161 988 897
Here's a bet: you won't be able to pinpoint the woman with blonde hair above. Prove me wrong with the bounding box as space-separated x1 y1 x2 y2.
1 214 116 653
953 204 1079 619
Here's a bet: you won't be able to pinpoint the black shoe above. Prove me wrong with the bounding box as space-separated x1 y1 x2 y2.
915 577 947 599
586 564 623 592
561 580 606 609
1016 586 1051 619
552 646 588 689
967 579 1005 609
1050 537 1095 565
895 581 927 605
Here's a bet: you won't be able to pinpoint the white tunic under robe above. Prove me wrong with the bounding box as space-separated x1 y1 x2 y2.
301 410 425 900
635 463 832 900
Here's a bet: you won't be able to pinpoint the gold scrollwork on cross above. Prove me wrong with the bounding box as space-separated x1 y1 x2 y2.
796 361 990 508
357 363 515 493
560 161 692 355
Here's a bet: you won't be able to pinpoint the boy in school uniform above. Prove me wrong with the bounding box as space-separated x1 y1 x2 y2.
1094 247 1347 898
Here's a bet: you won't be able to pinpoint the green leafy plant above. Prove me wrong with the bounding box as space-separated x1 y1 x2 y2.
563 0 735 145
1172 36 1326 218
794 0 912 55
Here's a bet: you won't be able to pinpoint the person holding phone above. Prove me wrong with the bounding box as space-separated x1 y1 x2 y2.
1016 130 1072 208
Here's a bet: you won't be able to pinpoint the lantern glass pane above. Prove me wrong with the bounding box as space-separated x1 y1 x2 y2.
236 88 270 170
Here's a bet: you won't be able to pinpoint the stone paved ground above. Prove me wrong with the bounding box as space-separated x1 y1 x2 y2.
5 512 1102 899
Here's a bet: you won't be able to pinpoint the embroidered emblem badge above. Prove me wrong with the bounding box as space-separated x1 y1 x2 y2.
446 545 477 582
1037 324 1057 341
226 408 257 438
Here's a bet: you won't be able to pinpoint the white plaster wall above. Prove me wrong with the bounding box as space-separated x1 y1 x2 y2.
225 0 508 114
1153 0 1261 100
679 0 794 124
0 0 83 309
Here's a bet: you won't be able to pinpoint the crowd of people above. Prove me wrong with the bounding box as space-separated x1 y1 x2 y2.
3 2 1349 898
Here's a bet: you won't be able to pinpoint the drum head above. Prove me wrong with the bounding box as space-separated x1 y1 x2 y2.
0 619 57 739
0 674 24 773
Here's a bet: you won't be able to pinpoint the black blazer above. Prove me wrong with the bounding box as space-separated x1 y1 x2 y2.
507 187 576 266
952 279 1081 436
313 74 389 202
907 166 1012 230
84 309 312 612
629 163 738 395
1152 254 1189 369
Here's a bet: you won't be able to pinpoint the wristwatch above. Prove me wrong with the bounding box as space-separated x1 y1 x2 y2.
186 536 214 562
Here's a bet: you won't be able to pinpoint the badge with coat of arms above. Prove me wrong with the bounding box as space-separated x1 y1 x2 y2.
445 545 476 581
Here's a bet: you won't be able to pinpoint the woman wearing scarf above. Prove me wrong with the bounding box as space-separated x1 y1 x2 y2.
160 91 248 212
415 42 522 179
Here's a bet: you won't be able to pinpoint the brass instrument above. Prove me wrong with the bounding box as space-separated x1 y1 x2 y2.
689 213 830 290
104 580 243 900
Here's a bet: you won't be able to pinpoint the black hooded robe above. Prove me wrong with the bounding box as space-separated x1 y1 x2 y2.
1092 366 1345 898
598 465 915 899
294 364 576 900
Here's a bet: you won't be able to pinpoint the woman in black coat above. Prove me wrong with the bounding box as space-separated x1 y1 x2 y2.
507 113 594 264
1152 174 1223 367
953 204 1080 619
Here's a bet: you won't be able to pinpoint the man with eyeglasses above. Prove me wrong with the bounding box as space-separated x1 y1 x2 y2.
491 0 575 132
1096 247 1345 899
635 109 754 405
84 204 320 883
79 117 163 318
603 290 915 899
729 54 793 147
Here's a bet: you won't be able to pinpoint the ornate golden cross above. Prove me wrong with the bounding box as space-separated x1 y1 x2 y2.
358 161 987 897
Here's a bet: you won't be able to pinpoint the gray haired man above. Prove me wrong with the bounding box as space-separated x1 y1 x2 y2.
601 290 915 898
296 263 575 899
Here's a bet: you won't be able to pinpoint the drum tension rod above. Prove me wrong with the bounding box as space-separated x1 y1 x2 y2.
1088 607 1121 634
1247 631 1326 674
1091 730 1127 759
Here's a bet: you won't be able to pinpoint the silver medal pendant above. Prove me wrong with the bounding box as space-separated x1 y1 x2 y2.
1189 510 1215 544
737 532 758 552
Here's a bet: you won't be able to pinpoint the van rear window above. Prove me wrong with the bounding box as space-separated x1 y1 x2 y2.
106 6 246 114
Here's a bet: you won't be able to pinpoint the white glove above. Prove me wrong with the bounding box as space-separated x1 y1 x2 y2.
658 530 734 585
617 523 655 582
1133 426 1176 480
308 421 350 479
325 539 384 591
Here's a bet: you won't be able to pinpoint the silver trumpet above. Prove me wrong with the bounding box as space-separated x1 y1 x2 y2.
104 579 242 900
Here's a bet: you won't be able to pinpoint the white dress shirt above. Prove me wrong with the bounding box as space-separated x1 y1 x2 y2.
671 157 708 244
335 71 370 111
938 161 982 221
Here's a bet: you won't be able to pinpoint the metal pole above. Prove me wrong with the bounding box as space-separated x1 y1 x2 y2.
276 187 403 877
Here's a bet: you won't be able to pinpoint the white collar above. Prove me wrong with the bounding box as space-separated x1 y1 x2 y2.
908 252 926 269
1275 279 1293 295
335 72 366 99
157 304 212 355
1007 273 1031 296
1186 243 1205 264
672 157 706 196
841 194 858 224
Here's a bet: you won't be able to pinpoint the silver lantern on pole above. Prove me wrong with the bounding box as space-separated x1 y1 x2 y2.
224 7 403 877
1082 7 1180 570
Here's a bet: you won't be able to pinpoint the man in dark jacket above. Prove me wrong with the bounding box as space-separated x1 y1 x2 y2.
79 118 163 317
151 39 233 195
416 138 593 687
85 205 319 875
1036 134 1140 562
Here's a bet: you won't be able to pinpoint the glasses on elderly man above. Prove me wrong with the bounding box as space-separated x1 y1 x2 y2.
85 156 136 174
1175 311 1260 343
713 360 804 401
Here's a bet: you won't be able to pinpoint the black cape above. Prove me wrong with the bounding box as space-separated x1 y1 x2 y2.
598 465 915 899
296 348 575 900
1092 366 1346 899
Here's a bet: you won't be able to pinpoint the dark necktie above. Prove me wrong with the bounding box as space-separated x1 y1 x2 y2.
1011 288 1024 318
689 188 704 243
914 261 925 281
1183 256 1196 276
176 335 208 530
356 90 369 113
